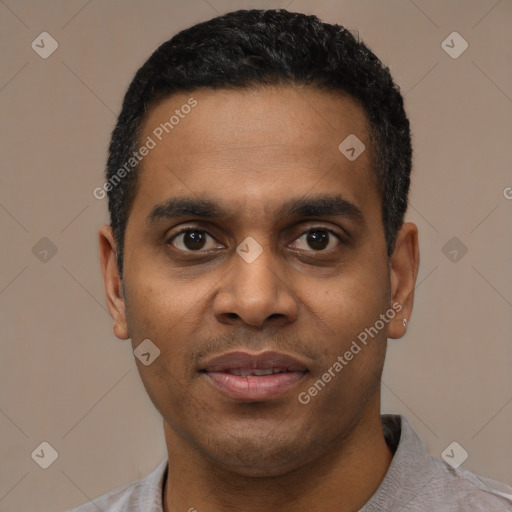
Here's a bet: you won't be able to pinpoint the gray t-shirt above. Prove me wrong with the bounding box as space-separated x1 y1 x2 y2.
68 414 512 511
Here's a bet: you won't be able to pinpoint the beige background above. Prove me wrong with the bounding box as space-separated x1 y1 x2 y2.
1 1 511 510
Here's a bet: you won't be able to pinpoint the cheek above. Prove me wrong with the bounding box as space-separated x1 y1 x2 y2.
125 280 194 412
311 256 389 335
134 357 194 441
124 269 195 338
123 287 191 410
305 281 388 413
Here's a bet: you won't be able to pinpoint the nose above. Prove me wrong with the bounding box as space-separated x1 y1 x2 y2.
213 244 298 328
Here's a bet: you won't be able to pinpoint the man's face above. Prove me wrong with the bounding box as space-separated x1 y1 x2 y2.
117 86 393 475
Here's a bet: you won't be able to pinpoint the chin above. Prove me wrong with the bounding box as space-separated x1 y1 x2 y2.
199 424 316 477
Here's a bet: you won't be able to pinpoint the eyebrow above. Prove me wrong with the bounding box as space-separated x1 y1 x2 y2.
146 194 365 226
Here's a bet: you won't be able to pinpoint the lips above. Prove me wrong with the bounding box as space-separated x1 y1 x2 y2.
201 351 308 401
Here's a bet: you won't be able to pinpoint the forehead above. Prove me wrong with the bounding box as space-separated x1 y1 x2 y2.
130 85 380 226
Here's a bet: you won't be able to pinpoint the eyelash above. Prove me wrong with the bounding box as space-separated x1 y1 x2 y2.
165 226 345 253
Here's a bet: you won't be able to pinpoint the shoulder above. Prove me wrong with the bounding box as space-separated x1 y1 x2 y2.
378 415 512 511
67 458 168 512
68 481 143 512
430 459 512 511
402 445 512 511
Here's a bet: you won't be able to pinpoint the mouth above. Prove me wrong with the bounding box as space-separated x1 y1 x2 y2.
201 351 308 402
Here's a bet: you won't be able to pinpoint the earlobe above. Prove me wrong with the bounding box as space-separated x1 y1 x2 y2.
387 222 420 339
98 225 130 340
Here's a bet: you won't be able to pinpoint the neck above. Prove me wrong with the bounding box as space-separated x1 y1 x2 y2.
162 403 393 512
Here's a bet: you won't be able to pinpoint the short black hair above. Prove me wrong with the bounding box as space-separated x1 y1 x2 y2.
106 9 411 278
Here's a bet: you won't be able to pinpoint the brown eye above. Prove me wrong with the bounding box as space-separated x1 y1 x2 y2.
168 229 218 251
306 230 329 250
291 229 341 252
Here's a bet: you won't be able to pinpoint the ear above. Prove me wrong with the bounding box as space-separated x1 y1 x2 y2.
99 225 129 340
387 222 420 339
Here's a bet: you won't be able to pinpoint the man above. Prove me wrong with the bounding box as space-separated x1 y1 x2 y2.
74 9 512 512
